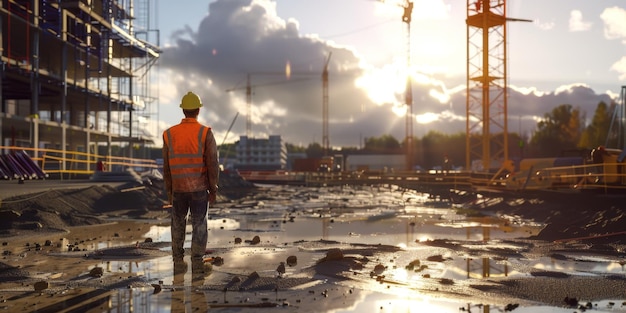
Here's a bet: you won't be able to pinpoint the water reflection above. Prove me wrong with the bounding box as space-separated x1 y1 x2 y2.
75 186 625 312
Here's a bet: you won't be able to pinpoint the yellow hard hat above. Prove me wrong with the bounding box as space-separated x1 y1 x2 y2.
180 92 202 109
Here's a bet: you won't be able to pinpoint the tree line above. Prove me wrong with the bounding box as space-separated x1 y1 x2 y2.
215 100 619 170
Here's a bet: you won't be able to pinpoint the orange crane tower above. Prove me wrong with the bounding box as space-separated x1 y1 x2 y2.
466 0 531 171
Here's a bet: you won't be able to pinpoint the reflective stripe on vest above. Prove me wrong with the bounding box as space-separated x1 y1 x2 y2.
166 125 207 181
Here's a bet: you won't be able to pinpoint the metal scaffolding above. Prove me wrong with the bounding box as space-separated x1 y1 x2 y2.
0 0 160 172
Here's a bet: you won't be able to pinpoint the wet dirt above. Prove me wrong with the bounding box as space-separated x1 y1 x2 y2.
1 183 626 312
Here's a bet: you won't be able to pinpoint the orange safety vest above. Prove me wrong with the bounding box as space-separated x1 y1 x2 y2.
164 121 210 192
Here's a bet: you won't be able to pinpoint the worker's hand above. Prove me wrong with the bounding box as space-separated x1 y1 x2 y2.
209 191 217 205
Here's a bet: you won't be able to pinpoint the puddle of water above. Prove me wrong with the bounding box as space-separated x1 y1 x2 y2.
332 291 626 313
92 284 626 313
530 256 626 275
80 185 626 312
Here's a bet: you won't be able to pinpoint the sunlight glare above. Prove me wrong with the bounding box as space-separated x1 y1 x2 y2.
416 112 439 124
356 62 407 106
428 88 450 103
285 60 291 79
417 235 432 242
391 103 407 117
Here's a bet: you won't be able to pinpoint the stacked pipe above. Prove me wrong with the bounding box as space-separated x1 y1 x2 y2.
0 151 48 180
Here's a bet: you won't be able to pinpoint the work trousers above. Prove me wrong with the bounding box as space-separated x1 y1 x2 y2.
171 190 208 261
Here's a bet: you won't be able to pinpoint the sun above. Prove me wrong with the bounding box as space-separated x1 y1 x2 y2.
355 60 409 111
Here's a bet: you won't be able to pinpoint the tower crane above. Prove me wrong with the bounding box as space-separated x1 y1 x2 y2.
226 73 312 166
226 72 313 138
466 0 531 172
226 55 332 155
322 53 332 156
402 0 414 171
380 0 414 170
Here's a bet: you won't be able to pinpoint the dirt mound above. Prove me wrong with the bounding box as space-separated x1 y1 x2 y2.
0 183 166 236
470 195 626 244
0 171 256 237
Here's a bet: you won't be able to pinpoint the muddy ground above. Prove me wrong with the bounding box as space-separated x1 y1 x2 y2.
1 174 626 312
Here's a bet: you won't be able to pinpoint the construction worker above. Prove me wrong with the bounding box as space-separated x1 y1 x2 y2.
162 91 219 271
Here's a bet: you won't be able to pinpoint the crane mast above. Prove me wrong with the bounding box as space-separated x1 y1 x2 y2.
379 0 414 170
403 1 414 171
466 0 530 171
322 53 332 156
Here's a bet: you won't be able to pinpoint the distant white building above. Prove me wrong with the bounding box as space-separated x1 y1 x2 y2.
235 135 287 171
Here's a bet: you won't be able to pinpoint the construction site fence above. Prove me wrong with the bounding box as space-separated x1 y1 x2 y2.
0 146 158 179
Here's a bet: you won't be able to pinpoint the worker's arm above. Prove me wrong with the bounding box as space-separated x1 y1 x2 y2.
204 128 219 204
162 134 173 204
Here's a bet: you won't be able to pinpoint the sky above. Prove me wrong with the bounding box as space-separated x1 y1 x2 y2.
150 0 626 148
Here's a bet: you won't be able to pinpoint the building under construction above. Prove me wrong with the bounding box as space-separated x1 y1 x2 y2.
0 0 160 176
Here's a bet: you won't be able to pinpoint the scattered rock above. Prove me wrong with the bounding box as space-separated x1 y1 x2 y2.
351 262 364 270
286 255 297 266
151 284 162 294
439 278 454 285
563 296 578 307
33 281 49 291
426 255 445 262
373 264 386 275
405 259 420 270
247 271 260 280
211 256 224 266
250 236 260 245
325 248 343 261
144 238 153 243
89 266 104 277
234 237 242 244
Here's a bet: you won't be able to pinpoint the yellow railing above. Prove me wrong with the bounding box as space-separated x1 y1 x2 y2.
502 162 626 192
0 146 158 179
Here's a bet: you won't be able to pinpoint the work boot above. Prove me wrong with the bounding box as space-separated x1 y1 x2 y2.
191 258 212 281
173 259 188 275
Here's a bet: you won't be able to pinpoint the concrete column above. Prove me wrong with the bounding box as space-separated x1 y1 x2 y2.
32 117 39 158
61 124 67 171
61 10 68 170
31 0 40 156
30 0 40 114
0 0 4 115
105 33 112 157
85 130 90 170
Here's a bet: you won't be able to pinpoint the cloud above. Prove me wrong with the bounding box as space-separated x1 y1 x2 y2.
157 0 617 148
507 83 614 130
601 6 626 42
568 10 592 32
610 56 626 80
600 7 626 81
535 19 555 31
